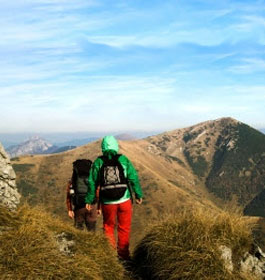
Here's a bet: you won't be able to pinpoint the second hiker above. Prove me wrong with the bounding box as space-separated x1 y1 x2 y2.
67 159 98 232
85 135 143 260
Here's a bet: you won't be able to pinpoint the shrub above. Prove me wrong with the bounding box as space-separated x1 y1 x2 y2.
12 163 35 172
10 157 20 161
17 180 38 197
184 150 208 177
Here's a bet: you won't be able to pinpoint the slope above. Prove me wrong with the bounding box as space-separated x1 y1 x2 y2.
11 117 265 247
146 118 265 215
11 138 217 247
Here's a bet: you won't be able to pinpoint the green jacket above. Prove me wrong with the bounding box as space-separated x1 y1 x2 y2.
85 135 143 204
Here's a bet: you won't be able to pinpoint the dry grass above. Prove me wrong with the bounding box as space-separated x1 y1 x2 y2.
132 207 255 280
0 204 258 280
0 204 126 280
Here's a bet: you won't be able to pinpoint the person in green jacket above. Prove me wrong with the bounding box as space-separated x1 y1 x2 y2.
85 135 143 260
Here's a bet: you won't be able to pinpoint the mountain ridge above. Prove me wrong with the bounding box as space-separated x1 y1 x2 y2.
6 136 78 158
10 117 265 249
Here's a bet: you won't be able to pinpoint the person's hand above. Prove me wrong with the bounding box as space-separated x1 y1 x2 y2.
68 210 74 219
97 209 102 216
135 198 143 205
86 204 92 211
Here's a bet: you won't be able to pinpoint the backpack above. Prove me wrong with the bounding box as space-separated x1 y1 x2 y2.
99 154 128 200
71 159 92 208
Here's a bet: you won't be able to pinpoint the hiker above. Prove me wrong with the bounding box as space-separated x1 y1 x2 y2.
66 159 98 232
85 135 143 260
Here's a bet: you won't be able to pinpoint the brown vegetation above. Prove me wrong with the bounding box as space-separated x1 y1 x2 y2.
0 204 126 280
132 208 255 280
11 117 265 252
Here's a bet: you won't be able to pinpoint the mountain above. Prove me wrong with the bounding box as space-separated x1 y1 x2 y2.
115 133 136 141
244 189 265 217
1 137 265 280
146 117 265 212
42 145 77 154
54 134 141 146
54 137 99 147
11 138 216 247
10 117 265 249
6 136 53 158
0 131 158 149
6 137 78 158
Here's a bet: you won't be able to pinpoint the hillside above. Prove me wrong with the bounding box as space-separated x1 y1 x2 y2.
1 203 264 280
0 205 126 280
146 118 265 214
11 139 217 247
1 130 265 279
11 117 265 248
244 189 265 217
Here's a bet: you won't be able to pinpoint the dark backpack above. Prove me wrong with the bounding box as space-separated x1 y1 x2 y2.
71 159 92 208
99 154 128 200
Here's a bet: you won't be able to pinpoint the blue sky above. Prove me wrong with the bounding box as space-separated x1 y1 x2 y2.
1 0 265 132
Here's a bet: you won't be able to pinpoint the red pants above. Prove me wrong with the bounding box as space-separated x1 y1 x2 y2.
101 199 132 260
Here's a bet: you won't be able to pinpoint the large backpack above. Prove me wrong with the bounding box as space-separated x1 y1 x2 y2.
71 159 92 208
99 154 128 200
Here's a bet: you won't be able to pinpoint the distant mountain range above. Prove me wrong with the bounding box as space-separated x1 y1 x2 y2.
53 137 99 147
0 131 157 149
2 128 263 150
53 134 136 147
5 133 139 158
6 136 77 158
6 136 53 158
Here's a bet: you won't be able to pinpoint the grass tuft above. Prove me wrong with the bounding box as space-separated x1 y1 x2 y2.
132 208 254 280
0 204 125 280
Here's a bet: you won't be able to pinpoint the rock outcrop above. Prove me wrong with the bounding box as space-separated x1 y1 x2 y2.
220 243 265 280
240 244 265 280
56 232 75 256
0 143 20 209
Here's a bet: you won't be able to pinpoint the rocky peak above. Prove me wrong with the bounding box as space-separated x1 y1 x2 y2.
0 143 20 209
6 136 53 158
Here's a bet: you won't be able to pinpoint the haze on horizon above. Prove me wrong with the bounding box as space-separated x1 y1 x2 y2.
1 0 265 133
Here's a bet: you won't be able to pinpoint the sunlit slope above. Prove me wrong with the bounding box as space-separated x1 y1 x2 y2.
11 138 217 247
0 205 125 280
146 117 265 214
11 117 265 247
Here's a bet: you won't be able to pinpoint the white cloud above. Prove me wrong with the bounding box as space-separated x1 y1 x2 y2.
0 0 265 132
229 58 265 74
